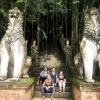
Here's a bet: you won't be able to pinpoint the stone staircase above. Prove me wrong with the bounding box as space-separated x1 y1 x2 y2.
32 48 73 99
32 64 73 100
32 83 72 99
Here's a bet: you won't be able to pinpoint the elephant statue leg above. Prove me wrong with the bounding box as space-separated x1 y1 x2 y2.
81 40 97 82
0 41 9 80
82 54 94 82
97 53 100 72
79 64 84 79
12 41 26 80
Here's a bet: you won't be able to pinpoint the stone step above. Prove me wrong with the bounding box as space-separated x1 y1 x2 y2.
32 73 70 81
32 73 70 78
32 66 69 74
32 66 68 70
34 85 72 92
32 66 70 79
34 79 72 85
32 97 73 100
32 69 69 75
33 91 72 98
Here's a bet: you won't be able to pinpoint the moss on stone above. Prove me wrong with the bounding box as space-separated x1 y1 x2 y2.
72 78 86 86
22 77 35 85
0 78 35 89
94 80 100 84
72 78 100 86
12 77 35 87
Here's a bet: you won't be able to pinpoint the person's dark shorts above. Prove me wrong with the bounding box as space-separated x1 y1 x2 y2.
39 76 46 84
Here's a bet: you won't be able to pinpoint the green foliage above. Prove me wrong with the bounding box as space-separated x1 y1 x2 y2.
0 0 68 36
0 0 100 38
0 0 67 22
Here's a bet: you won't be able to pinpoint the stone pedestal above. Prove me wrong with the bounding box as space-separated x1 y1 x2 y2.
72 78 100 100
0 78 34 100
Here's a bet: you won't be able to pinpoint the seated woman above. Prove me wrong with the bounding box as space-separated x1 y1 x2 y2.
41 73 55 100
57 71 66 92
37 66 48 85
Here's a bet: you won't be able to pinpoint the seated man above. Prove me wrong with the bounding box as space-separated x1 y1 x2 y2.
51 67 57 86
37 66 48 85
41 73 55 100
57 71 66 92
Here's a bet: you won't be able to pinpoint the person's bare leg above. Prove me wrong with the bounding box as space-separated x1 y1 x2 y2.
58 81 62 92
41 96 45 100
63 80 66 92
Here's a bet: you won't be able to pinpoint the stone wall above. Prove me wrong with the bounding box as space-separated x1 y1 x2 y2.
0 78 34 100
72 78 100 100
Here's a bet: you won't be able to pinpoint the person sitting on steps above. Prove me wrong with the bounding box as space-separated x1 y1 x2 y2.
37 66 48 85
41 73 55 100
57 71 66 92
51 67 57 86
